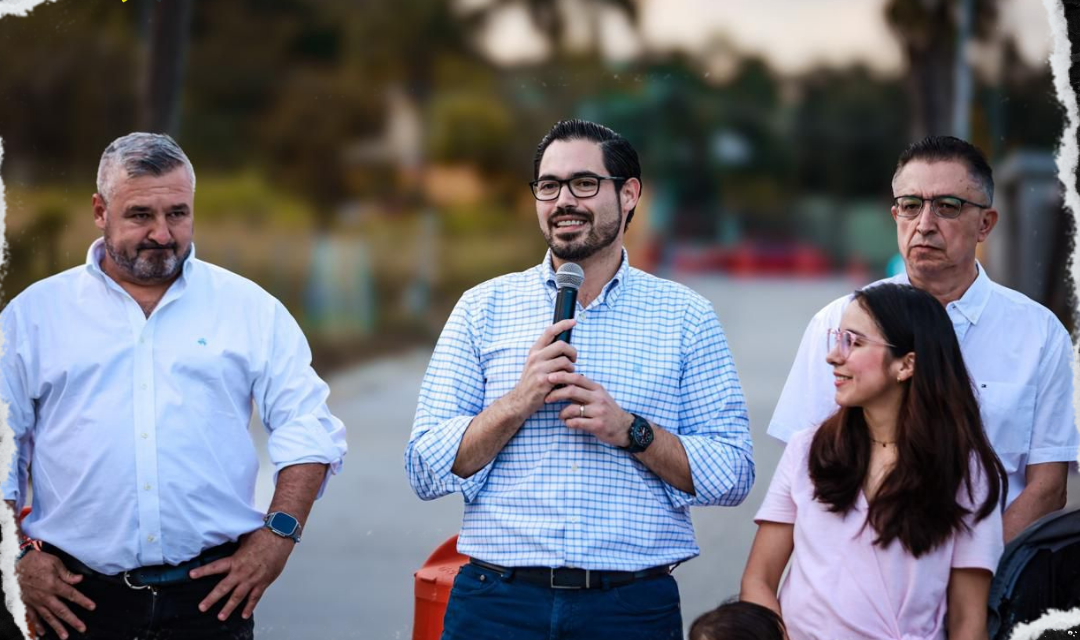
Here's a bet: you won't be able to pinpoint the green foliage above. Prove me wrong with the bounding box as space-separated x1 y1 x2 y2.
792 65 909 198
191 173 317 228
428 93 516 171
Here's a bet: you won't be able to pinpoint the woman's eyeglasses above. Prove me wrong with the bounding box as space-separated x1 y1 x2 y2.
826 328 894 358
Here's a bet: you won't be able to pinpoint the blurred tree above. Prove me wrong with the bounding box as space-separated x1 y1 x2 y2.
428 93 515 172
996 38 1064 151
884 0 998 139
793 64 909 198
0 2 139 183
139 0 193 135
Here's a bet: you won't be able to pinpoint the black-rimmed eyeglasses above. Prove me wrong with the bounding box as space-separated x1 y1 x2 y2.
530 175 625 201
893 195 991 220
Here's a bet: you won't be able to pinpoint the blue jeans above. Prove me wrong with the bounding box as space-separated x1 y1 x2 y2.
441 562 683 640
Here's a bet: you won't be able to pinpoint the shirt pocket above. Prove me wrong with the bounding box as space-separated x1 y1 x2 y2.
976 381 1035 473
479 339 530 403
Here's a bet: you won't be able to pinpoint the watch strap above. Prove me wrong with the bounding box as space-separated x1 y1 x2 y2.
622 413 654 454
17 538 42 562
264 512 303 543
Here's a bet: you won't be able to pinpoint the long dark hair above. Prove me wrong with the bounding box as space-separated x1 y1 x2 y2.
808 283 1006 557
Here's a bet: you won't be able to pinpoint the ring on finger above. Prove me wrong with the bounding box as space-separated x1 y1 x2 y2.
579 404 586 419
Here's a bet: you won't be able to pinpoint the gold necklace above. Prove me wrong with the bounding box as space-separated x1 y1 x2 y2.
869 438 895 448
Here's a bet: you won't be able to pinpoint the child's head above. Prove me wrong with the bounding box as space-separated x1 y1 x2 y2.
689 599 786 640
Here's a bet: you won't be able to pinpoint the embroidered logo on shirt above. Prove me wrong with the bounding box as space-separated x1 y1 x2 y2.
197 338 208 346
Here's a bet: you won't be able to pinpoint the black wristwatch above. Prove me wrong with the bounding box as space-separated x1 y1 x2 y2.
621 413 655 454
264 512 303 543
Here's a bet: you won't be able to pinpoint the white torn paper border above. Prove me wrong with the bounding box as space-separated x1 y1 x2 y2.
1008 607 1080 640
1018 0 1080 637
0 4 47 638
0 139 28 637
0 0 54 19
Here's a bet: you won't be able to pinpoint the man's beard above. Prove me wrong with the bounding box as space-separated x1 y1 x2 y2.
543 206 622 262
104 235 191 283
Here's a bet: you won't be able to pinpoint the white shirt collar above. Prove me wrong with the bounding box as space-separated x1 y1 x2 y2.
85 238 198 286
897 261 991 326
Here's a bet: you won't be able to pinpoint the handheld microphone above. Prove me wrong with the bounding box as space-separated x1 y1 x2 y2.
552 262 584 343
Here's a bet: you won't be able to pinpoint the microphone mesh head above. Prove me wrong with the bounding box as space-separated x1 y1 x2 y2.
555 262 585 290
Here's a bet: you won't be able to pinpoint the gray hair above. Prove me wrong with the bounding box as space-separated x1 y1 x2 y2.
96 132 196 204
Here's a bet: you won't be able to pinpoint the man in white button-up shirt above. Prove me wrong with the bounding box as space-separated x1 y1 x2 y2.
769 135 1077 543
2 133 347 639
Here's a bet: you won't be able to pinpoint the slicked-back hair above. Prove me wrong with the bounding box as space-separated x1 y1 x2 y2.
809 283 1006 557
97 132 196 205
688 598 786 640
533 119 642 230
894 135 994 205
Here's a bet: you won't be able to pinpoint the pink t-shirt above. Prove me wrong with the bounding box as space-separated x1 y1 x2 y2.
755 428 1004 640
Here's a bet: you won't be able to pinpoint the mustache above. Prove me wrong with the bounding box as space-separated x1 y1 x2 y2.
550 207 592 222
137 242 177 251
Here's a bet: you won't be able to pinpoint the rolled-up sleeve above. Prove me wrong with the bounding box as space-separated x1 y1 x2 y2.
405 294 492 502
1027 316 1078 465
662 302 754 510
0 304 34 511
254 301 347 499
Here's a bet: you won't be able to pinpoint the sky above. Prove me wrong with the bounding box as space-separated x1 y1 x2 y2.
476 0 1054 75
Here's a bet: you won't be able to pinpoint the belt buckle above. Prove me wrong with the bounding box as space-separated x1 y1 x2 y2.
550 567 589 590
122 571 152 591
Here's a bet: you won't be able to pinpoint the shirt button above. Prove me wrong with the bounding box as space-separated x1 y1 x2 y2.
139 337 145 344
571 464 579 472
144 483 152 491
141 384 148 390
147 535 156 543
141 433 149 439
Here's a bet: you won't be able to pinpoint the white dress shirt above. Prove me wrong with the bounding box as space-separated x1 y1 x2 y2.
2 240 347 574
769 265 1078 507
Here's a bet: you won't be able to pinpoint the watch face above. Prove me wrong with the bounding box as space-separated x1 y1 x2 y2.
634 422 654 447
268 512 298 535
630 417 654 450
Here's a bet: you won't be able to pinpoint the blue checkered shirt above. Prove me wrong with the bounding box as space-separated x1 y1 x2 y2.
405 251 754 571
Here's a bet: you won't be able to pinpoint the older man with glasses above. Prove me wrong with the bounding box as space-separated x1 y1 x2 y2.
406 119 754 640
769 135 1077 542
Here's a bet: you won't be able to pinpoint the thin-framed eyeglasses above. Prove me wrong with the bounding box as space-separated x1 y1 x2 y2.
530 175 625 201
892 195 991 220
826 328 895 359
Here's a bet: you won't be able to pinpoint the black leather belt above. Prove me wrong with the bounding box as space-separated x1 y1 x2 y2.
469 558 671 590
43 541 239 589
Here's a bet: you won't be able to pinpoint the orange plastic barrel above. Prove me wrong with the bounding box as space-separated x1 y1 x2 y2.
412 535 467 640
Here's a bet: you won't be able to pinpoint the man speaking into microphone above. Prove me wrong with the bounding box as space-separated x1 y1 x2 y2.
405 119 754 640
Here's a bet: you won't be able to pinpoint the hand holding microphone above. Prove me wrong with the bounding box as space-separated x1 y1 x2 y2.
541 263 636 448
508 263 584 417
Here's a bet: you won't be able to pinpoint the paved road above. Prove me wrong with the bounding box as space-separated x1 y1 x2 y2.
250 275 1080 639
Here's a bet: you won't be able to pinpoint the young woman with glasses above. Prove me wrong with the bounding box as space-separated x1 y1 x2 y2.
740 283 1006 640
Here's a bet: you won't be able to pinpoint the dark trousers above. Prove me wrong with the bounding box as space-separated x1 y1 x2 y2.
37 564 253 640
440 562 683 640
